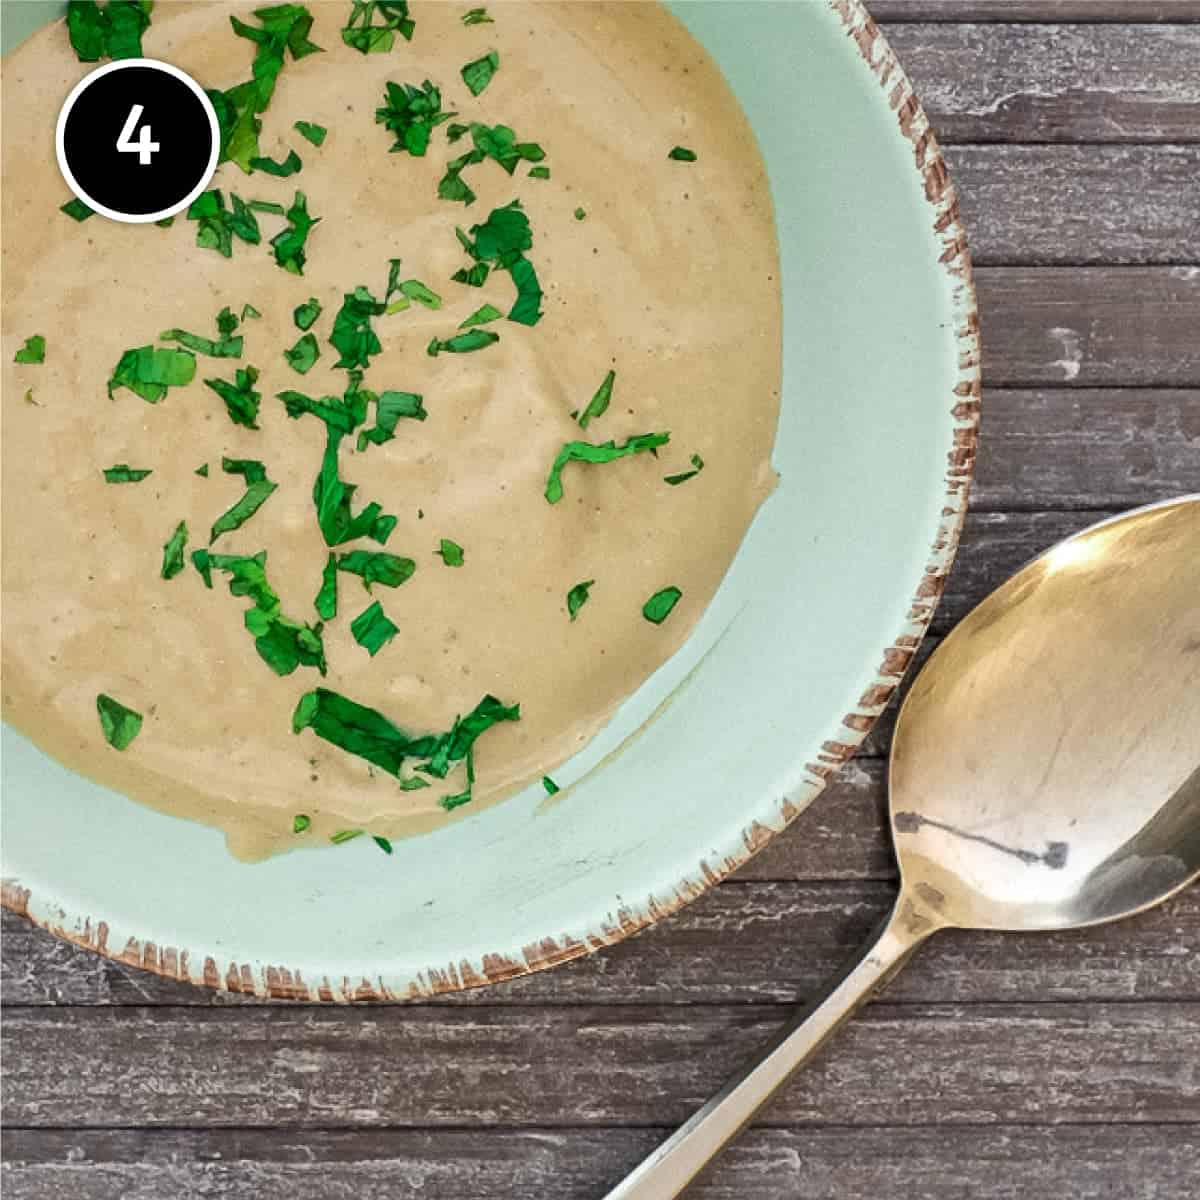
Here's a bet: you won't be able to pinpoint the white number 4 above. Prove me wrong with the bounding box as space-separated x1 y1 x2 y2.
116 104 160 166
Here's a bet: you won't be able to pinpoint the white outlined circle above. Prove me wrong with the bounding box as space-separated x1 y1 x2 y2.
55 58 220 225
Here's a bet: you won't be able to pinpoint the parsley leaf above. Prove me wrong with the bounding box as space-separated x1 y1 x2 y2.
210 457 278 543
102 464 152 483
96 692 143 751
542 775 560 795
643 586 682 624
577 370 614 429
160 306 243 357
329 286 385 369
376 80 454 157
293 813 312 833
284 332 320 373
67 1 151 63
241 303 262 320
205 365 262 429
396 279 442 310
196 463 210 478
427 329 499 356
438 123 545 205
14 336 45 364
331 828 364 844
108 346 196 403
373 835 394 854
342 1 414 53
315 427 398 546
456 201 543 325
161 520 189 579
351 600 398 656
315 552 338 619
61 198 95 221
668 146 698 162
338 550 416 589
544 433 670 504
270 190 319 274
248 148 303 177
566 579 594 621
458 303 503 329
356 390 426 450
186 190 261 257
574 207 586 220
461 50 499 97
462 7 492 25
528 165 550 180
294 297 323 330
294 120 327 146
247 199 286 216
664 453 705 485
436 539 464 567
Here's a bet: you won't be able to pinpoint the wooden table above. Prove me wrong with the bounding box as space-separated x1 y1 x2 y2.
4 3 1199 1196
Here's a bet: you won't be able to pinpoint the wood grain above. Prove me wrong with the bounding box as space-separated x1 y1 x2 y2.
874 1 1200 20
4 1126 1198 1200
884 24 1200 142
3 1003 1196 1127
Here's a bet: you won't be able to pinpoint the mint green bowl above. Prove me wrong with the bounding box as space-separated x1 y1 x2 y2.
1 1 979 999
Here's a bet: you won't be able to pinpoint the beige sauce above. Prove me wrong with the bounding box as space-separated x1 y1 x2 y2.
1 1 780 859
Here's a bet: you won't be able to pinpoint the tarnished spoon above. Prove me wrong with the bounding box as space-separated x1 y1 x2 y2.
606 496 1200 1200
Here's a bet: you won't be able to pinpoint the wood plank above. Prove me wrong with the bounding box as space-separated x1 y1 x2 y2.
4 885 1196 1008
977 267 1200 388
2 1003 1195 1127
4 1125 1198 1200
882 25 1200 143
948 145 1200 265
874 1 1200 20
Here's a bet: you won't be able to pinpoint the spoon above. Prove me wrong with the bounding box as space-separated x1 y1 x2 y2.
606 495 1200 1200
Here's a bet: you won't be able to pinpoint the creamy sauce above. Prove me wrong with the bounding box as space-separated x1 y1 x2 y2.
1 1 780 859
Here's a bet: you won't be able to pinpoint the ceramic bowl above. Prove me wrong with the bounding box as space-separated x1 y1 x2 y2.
1 0 979 999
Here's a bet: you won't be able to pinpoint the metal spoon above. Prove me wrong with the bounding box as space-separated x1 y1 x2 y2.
606 496 1200 1200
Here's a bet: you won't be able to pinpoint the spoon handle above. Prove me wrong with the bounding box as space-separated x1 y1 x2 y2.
601 894 939 1200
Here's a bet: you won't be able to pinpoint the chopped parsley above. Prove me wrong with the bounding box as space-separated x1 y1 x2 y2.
668 146 698 162
577 370 614 429
542 775 559 795
356 389 426 450
187 190 260 257
14 336 45 364
351 600 398 656
210 458 278 543
461 50 499 98
160 306 243 358
67 0 151 63
643 586 682 625
270 190 319 274
427 329 499 356
329 286 386 369
458 303 503 329
315 552 339 619
439 123 545 205
528 166 550 180
102 465 152 483
456 200 543 325
248 149 303 177
337 550 416 589
388 279 443 312
61 198 95 221
436 539 464 567
376 80 455 157
574 207 586 221
342 1 414 53
284 332 320 373
373 835 394 854
293 813 312 833
294 297 322 330
294 120 327 147
196 463 210 478
330 828 364 844
566 579 594 621
462 7 493 25
96 693 143 751
161 520 188 580
156 216 175 228
241 303 262 320
664 454 705 485
108 346 196 403
545 433 669 504
248 199 286 216
205 365 262 429
192 549 327 676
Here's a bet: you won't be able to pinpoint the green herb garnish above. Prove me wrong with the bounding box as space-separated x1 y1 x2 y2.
247 199 286 216
566 579 594 621
528 166 550 180
248 149 303 177
458 303 503 329
192 549 327 676
186 190 260 257
102 464 152 483
205 365 262 429
545 433 669 504
61 198 95 221
427 329 499 357
356 389 426 450
270 190 319 274
436 539 464 567
294 120 327 147
461 50 499 97
462 7 492 25
329 286 386 369
67 0 151 63
337 550 416 589
373 835 393 854
342 1 414 53
284 332 320 374
668 146 697 162
293 813 312 833
542 775 559 795
577 370 614 429
14 336 45 364
439 123 545 205
391 279 443 311
351 600 398 656
315 552 339 619
160 306 243 358
294 297 322 330
161 521 188 580
241 303 262 320
455 200 543 325
96 692 143 751
210 458 278 543
664 454 705 485
643 586 682 625
108 346 196 403
376 80 454 157
574 207 586 220
156 216 175 228
331 828 363 844
196 463 210 478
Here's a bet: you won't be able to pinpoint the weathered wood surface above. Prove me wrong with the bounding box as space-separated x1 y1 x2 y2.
874 1 1200 20
4 1126 1199 1200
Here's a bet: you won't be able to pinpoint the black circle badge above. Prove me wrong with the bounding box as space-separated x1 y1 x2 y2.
56 58 219 224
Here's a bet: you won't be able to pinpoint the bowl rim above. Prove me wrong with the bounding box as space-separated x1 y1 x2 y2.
2 0 981 1001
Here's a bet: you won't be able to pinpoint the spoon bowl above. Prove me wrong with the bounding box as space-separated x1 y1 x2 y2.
607 496 1200 1200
